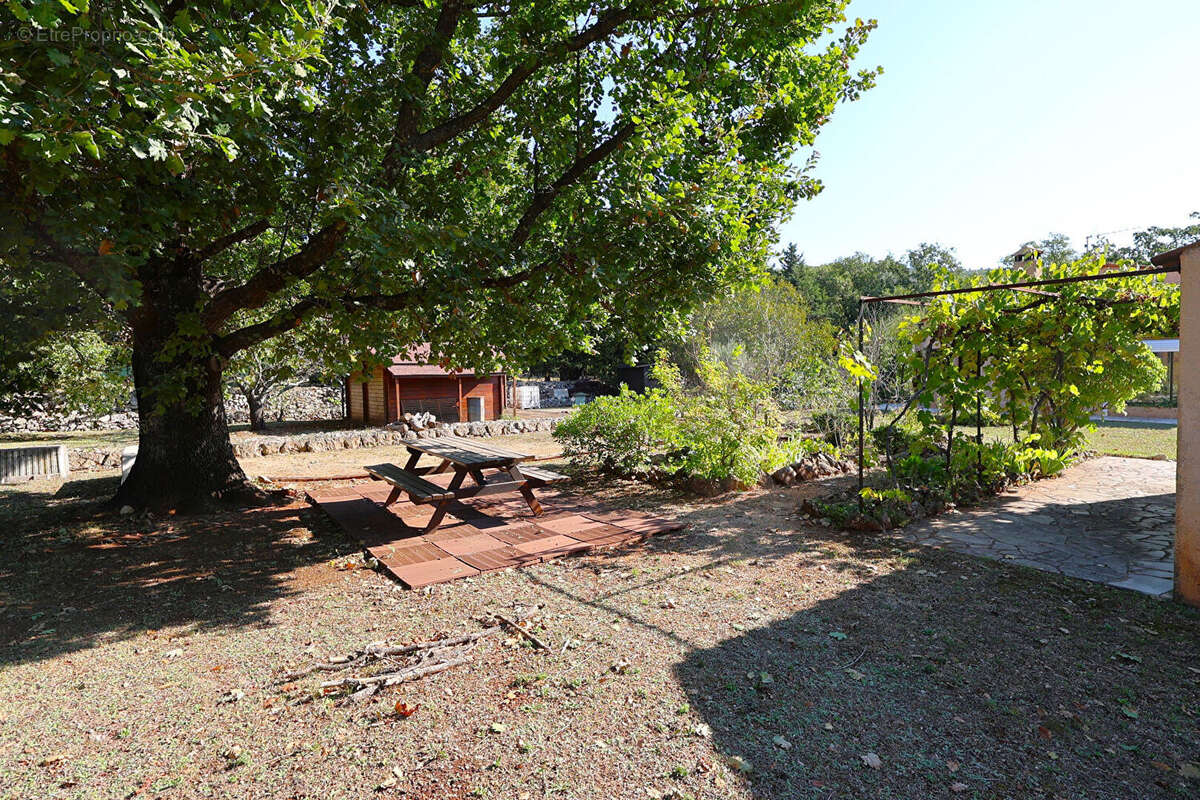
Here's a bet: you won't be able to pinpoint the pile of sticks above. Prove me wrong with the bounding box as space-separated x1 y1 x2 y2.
281 614 548 701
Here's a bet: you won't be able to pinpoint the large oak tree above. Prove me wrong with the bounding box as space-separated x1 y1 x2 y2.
1 0 877 509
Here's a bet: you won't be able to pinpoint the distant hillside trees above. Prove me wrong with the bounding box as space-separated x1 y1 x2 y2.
777 242 963 329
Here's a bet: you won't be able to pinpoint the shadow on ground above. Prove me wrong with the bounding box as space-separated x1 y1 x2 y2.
516 479 1199 798
0 474 355 668
672 552 1199 799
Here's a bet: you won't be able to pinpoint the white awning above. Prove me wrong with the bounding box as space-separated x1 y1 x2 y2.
1144 338 1180 353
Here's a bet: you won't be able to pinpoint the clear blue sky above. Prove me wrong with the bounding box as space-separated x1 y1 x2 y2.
782 0 1200 268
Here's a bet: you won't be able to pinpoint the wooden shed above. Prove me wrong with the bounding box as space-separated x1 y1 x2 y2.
346 349 506 425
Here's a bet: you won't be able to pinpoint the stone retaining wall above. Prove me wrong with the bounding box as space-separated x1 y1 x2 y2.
0 386 342 434
69 448 128 472
224 386 343 424
0 410 139 434
66 416 565 472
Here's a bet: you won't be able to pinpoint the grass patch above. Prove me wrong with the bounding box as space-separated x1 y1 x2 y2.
978 421 1176 460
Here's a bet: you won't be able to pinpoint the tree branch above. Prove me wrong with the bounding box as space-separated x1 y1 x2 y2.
214 286 424 356
195 218 271 263
401 7 639 156
26 219 110 301
381 0 469 179
212 123 628 352
202 219 349 330
214 298 329 356
508 121 635 250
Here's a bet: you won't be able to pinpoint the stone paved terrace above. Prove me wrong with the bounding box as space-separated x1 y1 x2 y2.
900 456 1176 597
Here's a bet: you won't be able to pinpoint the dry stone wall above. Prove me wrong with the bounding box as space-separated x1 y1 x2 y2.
227 416 562 459
65 415 565 472
0 386 342 434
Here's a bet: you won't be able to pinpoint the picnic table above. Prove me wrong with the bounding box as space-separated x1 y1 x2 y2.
364 435 567 534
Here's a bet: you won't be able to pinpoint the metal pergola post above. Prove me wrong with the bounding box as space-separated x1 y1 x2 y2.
857 303 865 508
1169 351 1175 405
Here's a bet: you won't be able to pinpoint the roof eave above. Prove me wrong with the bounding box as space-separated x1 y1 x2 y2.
1150 238 1200 268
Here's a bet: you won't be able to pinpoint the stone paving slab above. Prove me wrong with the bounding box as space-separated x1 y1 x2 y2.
899 456 1175 598
308 483 685 588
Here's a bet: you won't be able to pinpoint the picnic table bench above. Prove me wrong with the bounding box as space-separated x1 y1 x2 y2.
365 435 567 534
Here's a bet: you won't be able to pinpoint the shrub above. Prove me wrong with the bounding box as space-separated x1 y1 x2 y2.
552 386 679 475
554 350 837 487
809 409 857 448
659 353 781 484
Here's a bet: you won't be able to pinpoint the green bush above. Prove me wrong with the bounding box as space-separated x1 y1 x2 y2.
880 435 1073 506
554 350 838 487
660 353 781 484
552 386 679 475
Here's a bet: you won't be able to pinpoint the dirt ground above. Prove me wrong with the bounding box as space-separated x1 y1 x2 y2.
1 433 1198 800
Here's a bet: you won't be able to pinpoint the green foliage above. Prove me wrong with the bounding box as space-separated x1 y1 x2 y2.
1097 212 1200 265
808 252 1180 530
680 277 839 398
859 487 910 504
894 253 1174 456
661 351 787 484
0 329 130 415
554 350 838 486
892 436 1073 493
2 0 881 378
778 244 962 329
552 385 679 475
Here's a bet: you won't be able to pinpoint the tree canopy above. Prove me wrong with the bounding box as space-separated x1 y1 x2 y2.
1104 212 1200 264
1 0 878 507
777 243 962 328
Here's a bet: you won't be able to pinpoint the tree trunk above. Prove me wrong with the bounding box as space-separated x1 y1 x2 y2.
112 255 265 512
246 391 268 432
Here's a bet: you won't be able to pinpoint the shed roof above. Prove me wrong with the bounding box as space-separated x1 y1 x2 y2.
384 344 502 379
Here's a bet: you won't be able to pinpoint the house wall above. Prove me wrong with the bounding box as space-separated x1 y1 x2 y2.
367 366 387 425
1176 247 1200 606
347 375 365 422
395 376 460 421
459 377 503 421
345 370 505 423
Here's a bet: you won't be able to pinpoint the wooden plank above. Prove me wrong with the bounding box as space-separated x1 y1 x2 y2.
446 478 530 500
437 435 533 463
520 465 569 485
403 438 492 464
364 463 454 501
403 438 517 468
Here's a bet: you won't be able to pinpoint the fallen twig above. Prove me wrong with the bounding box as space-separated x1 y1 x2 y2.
494 613 551 651
280 629 497 681
836 647 867 670
321 656 473 694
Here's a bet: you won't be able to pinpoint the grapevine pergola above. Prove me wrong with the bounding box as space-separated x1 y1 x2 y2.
854 264 1181 500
